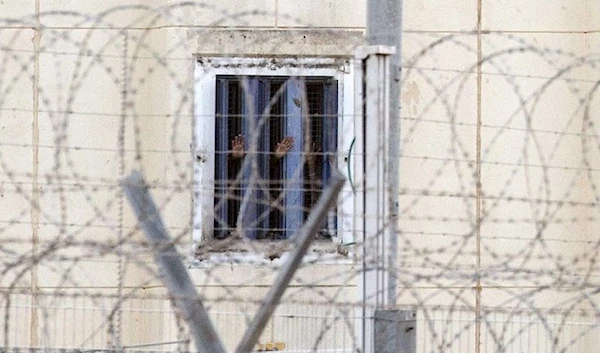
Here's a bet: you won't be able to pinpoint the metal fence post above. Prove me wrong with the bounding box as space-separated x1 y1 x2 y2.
354 45 396 353
367 0 403 308
121 172 227 353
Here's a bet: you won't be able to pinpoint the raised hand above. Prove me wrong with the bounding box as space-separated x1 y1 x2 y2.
230 134 245 159
274 136 294 159
306 142 320 165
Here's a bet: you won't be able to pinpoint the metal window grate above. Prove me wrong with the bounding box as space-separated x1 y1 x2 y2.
305 82 325 220
214 76 337 240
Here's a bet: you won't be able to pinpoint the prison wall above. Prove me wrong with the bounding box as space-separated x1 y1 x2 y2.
1 0 599 352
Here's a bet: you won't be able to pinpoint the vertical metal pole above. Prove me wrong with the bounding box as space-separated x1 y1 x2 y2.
367 0 402 311
355 46 395 353
364 1 403 352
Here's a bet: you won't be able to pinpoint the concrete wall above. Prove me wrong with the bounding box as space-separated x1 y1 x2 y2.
0 0 598 352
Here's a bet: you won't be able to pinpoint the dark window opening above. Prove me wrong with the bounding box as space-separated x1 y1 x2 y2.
214 76 338 240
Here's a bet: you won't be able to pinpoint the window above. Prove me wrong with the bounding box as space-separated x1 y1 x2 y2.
194 57 354 248
214 76 337 240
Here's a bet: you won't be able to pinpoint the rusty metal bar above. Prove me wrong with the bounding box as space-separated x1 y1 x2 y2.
235 172 345 353
121 171 226 353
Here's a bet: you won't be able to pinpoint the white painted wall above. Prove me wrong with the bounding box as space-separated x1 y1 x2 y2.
0 0 598 351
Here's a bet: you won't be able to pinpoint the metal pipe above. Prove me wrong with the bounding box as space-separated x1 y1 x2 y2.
121 171 226 353
366 0 403 306
235 172 345 353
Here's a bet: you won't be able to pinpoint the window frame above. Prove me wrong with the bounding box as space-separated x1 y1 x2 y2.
193 56 355 252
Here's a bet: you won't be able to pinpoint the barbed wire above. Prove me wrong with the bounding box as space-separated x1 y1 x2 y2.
1 2 599 353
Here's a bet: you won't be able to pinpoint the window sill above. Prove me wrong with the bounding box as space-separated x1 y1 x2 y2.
191 238 353 268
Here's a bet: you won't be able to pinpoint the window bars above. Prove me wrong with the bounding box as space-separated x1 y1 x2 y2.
214 76 338 240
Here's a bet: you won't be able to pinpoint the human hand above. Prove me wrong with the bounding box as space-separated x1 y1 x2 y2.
274 136 294 159
231 134 245 159
306 142 320 165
